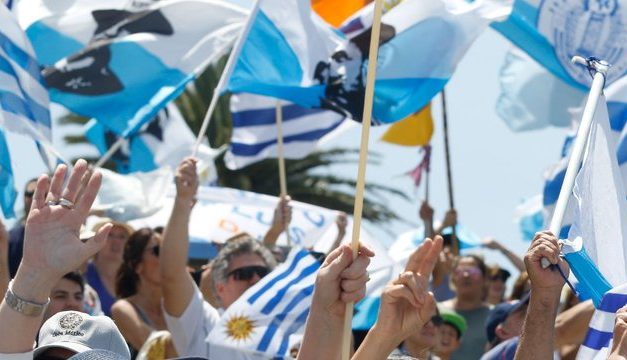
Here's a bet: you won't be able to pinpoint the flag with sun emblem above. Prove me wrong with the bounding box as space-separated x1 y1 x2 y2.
208 248 320 359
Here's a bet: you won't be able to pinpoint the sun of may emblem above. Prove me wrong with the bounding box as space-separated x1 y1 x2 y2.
225 315 256 341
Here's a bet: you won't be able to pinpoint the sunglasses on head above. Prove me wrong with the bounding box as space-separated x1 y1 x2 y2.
227 266 270 281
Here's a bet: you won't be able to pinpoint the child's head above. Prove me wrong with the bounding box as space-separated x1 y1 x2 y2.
436 310 466 357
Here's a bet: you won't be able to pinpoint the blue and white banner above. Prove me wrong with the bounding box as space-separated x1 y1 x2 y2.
85 104 220 175
577 283 627 360
514 195 544 241
15 0 247 137
224 93 350 170
496 47 586 132
228 0 511 124
208 248 320 359
0 128 16 218
492 0 627 88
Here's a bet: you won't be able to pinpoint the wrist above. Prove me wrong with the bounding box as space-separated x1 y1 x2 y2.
12 267 55 303
174 197 194 210
530 288 561 310
365 324 405 355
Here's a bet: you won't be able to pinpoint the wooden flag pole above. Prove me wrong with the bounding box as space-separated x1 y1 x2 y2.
341 0 385 358
275 100 291 247
441 90 459 255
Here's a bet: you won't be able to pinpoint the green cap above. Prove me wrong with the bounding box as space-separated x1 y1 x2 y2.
440 310 467 337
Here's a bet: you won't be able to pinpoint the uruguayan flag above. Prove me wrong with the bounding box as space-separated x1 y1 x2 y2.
228 0 511 124
14 0 246 137
224 93 350 170
577 283 627 360
514 195 545 241
0 128 16 218
492 0 627 88
496 48 586 132
208 248 320 359
85 104 220 175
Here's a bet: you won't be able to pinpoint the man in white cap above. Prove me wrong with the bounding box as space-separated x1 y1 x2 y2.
33 310 130 359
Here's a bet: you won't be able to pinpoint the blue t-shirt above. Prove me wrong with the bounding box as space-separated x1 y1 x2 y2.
480 337 519 360
85 262 116 316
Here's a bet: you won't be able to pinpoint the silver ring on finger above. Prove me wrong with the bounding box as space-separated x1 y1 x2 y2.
46 199 60 207
58 198 75 209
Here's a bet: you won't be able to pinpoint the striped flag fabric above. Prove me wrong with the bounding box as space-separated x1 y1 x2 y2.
208 248 320 359
14 0 247 138
224 93 349 170
0 128 16 218
577 283 627 360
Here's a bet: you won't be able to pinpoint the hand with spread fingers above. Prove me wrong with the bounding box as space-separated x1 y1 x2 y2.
353 236 443 360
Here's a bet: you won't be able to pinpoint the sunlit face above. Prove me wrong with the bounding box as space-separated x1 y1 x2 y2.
136 233 161 285
488 276 506 301
99 225 130 261
438 323 461 356
215 253 268 309
452 258 485 299
43 278 84 322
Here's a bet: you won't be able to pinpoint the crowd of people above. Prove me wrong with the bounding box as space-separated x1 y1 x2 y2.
0 158 626 360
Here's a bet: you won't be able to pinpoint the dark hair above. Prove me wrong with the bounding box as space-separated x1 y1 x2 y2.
62 272 85 293
115 228 155 298
454 254 487 277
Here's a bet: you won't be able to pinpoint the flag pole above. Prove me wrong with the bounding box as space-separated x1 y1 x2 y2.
543 56 609 267
341 0 385 358
94 136 126 168
275 100 291 247
191 0 261 157
441 90 458 255
424 147 432 237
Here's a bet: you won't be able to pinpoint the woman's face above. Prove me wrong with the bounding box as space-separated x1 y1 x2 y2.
100 225 130 261
137 233 161 285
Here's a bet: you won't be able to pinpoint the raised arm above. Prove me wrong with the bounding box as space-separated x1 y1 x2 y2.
263 195 292 247
297 243 374 360
353 236 443 360
515 231 567 360
0 160 111 353
161 158 198 317
0 219 9 302
482 237 525 272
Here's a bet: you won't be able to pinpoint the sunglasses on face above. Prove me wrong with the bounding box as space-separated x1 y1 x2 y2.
454 266 482 278
227 266 270 281
490 274 508 282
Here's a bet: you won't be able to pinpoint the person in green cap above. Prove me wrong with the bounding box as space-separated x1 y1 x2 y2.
435 310 467 360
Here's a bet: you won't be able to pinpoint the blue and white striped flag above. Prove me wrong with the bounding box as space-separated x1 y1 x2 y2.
491 0 627 89
224 93 349 170
14 0 246 137
577 283 627 360
208 248 320 359
0 128 16 218
227 0 512 124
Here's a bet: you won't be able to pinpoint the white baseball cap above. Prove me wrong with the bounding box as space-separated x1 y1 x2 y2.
34 311 130 359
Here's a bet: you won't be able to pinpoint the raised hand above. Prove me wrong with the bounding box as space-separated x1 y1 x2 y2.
19 160 111 285
175 157 198 203
525 231 568 293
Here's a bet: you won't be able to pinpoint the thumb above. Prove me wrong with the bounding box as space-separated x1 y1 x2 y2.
324 245 353 279
82 222 111 258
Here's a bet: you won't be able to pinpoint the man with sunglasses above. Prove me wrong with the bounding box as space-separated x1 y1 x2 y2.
160 158 277 358
7 178 38 278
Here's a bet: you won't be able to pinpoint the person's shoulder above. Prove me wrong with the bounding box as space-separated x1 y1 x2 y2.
110 298 137 318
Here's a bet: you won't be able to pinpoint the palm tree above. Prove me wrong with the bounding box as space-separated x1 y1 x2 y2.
61 60 409 224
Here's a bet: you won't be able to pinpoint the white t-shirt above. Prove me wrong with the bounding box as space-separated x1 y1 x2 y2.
163 283 220 358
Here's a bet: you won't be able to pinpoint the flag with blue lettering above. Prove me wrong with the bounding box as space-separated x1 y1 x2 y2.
496 48 586 132
224 93 349 170
577 283 627 360
208 248 320 359
492 0 627 88
0 128 16 218
227 0 512 124
15 0 246 137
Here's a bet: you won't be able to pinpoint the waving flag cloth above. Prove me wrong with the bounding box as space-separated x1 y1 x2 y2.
0 128 16 218
14 0 247 137
492 0 627 88
227 0 512 124
224 94 349 170
85 104 221 175
577 283 627 360
207 248 319 359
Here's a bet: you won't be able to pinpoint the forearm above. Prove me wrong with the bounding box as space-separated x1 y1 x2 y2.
297 306 344 360
0 251 9 302
263 227 281 247
0 268 53 353
555 300 594 347
161 198 195 315
515 290 561 360
352 325 403 360
498 245 525 272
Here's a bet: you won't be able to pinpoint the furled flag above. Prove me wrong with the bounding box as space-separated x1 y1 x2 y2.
227 0 512 124
0 128 16 218
496 48 586 132
491 0 627 88
224 94 349 170
85 104 221 175
380 105 433 146
208 248 320 359
562 92 627 304
14 0 247 137
577 283 627 360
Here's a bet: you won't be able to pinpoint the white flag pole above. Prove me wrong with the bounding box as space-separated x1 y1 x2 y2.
191 0 261 156
94 136 126 168
341 0 385 358
275 100 291 247
543 56 609 268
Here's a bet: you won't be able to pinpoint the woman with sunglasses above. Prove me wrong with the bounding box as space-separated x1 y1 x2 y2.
111 228 176 358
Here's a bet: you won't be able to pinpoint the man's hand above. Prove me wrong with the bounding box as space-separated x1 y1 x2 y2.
175 157 198 203
441 209 457 229
313 243 374 318
419 202 434 222
15 160 110 301
269 196 292 233
524 231 568 295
